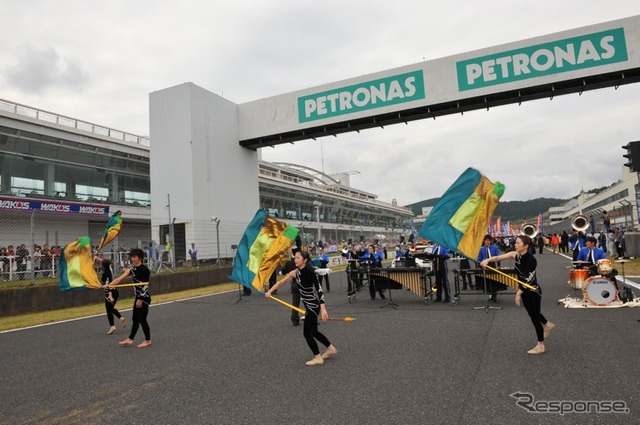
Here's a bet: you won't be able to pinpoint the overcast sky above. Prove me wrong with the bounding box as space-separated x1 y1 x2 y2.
3 1 640 205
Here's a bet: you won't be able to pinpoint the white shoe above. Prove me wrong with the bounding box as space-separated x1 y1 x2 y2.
305 357 324 366
321 347 338 360
107 326 116 335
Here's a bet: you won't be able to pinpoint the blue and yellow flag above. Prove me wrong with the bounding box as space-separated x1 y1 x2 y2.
97 210 122 251
59 237 103 291
419 168 504 259
230 210 300 293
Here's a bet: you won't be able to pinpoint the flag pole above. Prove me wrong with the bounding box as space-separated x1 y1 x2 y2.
268 294 355 321
270 294 306 314
108 282 149 288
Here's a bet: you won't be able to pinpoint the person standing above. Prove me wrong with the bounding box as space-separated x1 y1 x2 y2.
480 235 554 355
613 227 625 258
110 248 152 348
189 243 198 267
602 211 611 232
550 233 560 254
431 242 451 303
536 234 545 254
560 230 569 254
41 244 52 277
265 250 337 366
477 235 503 302
15 244 29 280
569 230 586 261
366 244 386 300
101 259 126 335
315 247 331 293
32 245 42 278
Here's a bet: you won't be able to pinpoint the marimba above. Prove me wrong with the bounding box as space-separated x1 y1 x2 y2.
466 268 519 291
369 267 432 305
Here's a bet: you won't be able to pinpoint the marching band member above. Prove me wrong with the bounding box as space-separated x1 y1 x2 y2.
342 244 360 295
477 235 502 302
431 242 451 303
395 243 408 263
576 236 606 277
365 244 386 300
480 235 555 355
315 247 331 293
569 230 586 261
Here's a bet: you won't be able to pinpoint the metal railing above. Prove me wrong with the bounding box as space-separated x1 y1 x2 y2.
0 98 150 147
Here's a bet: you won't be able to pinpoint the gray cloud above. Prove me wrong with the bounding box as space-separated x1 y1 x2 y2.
5 44 89 94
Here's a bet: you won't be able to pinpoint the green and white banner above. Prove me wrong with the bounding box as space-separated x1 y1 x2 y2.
298 70 425 123
456 28 628 91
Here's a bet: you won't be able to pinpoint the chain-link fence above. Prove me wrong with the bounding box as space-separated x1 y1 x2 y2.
0 208 151 285
0 206 253 285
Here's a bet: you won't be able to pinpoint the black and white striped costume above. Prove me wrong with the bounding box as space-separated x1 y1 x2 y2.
295 264 331 356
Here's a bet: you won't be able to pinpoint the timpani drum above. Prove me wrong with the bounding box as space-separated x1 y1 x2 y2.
568 268 589 289
583 276 618 306
596 259 612 276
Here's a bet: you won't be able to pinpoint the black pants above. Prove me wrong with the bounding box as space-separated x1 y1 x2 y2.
369 279 385 299
105 289 122 326
318 272 330 292
521 291 547 342
129 299 151 340
434 260 450 300
303 307 331 356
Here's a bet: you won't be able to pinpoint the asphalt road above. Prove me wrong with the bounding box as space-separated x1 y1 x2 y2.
1 251 638 425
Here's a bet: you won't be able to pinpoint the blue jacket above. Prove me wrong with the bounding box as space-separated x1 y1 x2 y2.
477 245 501 264
577 247 606 264
430 243 450 259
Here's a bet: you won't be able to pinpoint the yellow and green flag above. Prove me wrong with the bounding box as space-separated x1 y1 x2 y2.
97 210 122 251
59 237 102 291
419 168 504 258
230 209 300 293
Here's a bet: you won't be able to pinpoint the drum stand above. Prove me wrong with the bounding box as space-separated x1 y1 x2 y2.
473 268 502 313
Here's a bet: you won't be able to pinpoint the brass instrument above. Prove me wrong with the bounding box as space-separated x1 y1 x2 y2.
572 214 589 232
521 223 539 238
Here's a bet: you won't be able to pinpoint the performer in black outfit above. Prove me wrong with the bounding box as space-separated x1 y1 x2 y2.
101 259 126 335
480 235 555 355
110 248 152 348
266 250 337 366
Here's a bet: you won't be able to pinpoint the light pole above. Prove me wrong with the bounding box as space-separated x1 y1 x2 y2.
298 222 305 246
313 200 323 243
212 216 221 266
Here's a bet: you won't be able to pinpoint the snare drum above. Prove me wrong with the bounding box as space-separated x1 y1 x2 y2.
597 259 612 275
583 276 618 306
569 268 589 289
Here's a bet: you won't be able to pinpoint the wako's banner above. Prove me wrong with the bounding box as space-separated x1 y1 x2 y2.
0 196 110 216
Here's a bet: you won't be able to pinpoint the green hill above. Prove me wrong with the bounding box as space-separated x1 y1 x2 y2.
405 197 567 222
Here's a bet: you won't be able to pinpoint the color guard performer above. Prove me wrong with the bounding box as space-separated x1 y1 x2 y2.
480 235 555 355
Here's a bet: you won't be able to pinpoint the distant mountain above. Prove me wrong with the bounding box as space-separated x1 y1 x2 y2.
405 197 567 222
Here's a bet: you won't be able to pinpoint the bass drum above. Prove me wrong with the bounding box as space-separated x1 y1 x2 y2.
583 277 618 306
